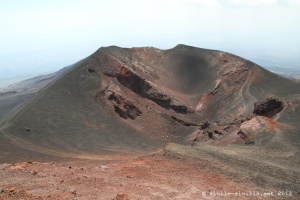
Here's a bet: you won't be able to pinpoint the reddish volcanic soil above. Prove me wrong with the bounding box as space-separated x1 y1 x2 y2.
0 151 279 200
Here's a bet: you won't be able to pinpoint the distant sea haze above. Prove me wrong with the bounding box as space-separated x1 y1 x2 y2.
0 74 46 88
0 46 94 88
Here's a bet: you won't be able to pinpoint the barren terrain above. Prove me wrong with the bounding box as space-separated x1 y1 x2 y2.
0 45 299 199
0 151 288 200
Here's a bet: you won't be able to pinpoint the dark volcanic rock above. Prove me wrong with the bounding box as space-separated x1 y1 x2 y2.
169 99 189 114
213 129 223 135
170 116 199 127
200 121 210 130
110 65 189 113
237 129 248 141
105 90 142 119
253 96 283 118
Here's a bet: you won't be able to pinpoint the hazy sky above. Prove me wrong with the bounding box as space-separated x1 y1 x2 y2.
1 0 300 86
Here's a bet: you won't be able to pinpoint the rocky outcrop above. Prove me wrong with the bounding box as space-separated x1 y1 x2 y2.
170 116 199 127
200 121 210 130
104 65 189 114
191 121 225 142
208 80 221 95
104 90 142 119
145 85 189 113
191 97 285 144
252 96 283 118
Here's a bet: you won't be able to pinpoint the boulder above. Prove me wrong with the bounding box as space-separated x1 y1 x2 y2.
253 96 283 118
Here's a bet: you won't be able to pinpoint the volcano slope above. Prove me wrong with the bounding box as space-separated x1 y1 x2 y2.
0 45 300 196
0 65 72 126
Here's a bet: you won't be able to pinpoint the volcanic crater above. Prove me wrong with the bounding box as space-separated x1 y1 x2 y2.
1 45 300 199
